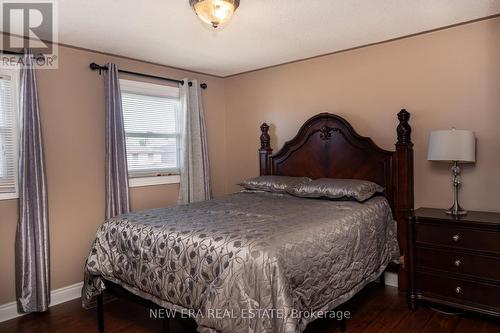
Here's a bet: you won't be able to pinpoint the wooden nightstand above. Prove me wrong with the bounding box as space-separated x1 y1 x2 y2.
408 207 500 317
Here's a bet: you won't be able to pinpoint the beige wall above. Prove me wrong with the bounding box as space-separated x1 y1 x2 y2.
1 17 500 306
224 17 500 213
0 45 226 304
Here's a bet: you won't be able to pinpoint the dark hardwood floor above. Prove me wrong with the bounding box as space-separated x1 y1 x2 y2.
1 284 499 333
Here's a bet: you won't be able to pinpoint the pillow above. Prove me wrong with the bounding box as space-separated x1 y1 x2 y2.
239 176 312 193
287 178 384 202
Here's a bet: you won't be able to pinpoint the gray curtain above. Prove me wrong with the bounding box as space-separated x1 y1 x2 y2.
105 63 130 219
15 49 50 313
179 79 212 204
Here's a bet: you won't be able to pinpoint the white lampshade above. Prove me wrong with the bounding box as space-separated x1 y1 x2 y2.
427 129 476 162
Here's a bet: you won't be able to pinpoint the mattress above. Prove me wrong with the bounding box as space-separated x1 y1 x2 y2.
82 191 399 333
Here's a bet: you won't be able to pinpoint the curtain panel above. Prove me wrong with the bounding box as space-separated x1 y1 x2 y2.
179 79 212 204
105 63 130 219
15 49 50 313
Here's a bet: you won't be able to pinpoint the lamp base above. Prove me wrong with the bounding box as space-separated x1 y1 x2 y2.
445 203 467 216
445 209 467 216
446 161 468 217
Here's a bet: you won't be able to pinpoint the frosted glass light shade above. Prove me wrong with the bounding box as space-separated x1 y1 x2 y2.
190 0 240 28
427 129 476 163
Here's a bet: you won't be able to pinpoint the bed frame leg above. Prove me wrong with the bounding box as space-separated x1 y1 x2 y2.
339 317 346 332
162 316 170 333
380 271 386 286
97 293 104 333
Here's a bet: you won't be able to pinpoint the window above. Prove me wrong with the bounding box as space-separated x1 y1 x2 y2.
0 69 19 200
120 80 181 186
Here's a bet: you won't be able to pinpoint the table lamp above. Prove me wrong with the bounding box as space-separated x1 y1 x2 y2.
427 129 476 216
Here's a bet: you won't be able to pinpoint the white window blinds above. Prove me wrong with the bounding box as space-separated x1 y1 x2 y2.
0 71 19 197
120 80 181 178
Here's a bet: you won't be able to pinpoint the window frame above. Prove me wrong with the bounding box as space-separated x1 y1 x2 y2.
128 174 180 188
0 67 20 200
119 79 182 187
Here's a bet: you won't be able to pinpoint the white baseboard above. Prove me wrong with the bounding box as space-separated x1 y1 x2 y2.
0 281 83 323
384 271 398 288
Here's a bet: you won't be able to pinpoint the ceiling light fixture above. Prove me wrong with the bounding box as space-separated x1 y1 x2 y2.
189 0 240 28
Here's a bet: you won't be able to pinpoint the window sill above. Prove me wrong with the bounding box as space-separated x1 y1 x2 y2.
0 192 18 200
129 175 180 188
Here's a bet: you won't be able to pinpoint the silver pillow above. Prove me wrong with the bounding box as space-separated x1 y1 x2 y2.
239 176 312 193
287 178 384 202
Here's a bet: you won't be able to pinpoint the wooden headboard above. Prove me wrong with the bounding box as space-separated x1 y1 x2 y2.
258 110 414 290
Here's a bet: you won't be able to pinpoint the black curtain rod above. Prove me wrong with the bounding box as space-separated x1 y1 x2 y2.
1 50 45 59
89 63 207 89
2 50 23 55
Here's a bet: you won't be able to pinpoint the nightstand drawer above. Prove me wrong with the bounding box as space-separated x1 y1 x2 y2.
415 223 500 254
416 272 500 310
416 247 500 282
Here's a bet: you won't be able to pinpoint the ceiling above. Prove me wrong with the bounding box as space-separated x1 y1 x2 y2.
55 1 500 77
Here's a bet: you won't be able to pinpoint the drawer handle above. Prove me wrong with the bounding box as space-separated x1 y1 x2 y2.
452 234 460 242
454 259 461 267
455 286 462 294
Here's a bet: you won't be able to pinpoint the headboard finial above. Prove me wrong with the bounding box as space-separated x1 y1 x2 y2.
260 123 271 150
397 109 412 145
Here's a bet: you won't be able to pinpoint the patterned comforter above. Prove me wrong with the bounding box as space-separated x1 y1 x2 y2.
82 191 399 333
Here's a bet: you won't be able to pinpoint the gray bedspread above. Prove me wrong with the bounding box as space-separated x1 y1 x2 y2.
82 191 399 333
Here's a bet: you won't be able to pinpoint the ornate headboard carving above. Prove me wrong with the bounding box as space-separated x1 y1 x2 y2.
259 110 414 290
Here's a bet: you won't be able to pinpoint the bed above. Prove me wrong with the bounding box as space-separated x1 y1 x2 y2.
82 110 414 333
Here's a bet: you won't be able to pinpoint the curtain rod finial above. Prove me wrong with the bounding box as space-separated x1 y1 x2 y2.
89 62 104 75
